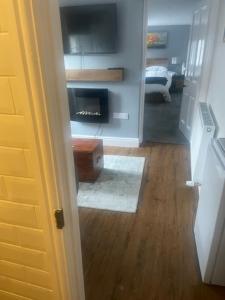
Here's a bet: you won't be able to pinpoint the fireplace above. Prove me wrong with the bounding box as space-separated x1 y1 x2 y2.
67 88 109 123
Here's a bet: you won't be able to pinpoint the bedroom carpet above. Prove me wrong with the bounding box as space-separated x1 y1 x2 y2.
78 155 145 213
143 92 188 145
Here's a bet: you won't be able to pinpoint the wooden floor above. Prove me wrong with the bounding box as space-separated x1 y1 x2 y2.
78 144 225 300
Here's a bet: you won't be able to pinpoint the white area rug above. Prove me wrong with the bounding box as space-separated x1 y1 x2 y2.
78 155 145 213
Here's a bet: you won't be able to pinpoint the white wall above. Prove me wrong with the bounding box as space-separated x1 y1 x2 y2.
147 0 199 26
207 1 225 137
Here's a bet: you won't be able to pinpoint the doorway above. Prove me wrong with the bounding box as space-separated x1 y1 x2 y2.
56 1 225 300
141 0 196 145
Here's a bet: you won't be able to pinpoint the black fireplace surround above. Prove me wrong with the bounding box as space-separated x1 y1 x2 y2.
67 88 109 123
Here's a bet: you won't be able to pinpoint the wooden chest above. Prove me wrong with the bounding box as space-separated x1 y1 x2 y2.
72 138 104 182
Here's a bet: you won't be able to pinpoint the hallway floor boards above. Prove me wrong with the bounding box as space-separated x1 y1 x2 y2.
79 144 225 300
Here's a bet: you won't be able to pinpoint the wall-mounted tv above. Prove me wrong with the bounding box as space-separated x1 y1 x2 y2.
60 4 117 55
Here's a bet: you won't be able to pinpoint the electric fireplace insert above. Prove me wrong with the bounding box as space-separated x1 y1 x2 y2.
67 88 109 123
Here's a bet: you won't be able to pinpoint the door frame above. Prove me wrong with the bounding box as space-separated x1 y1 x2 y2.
138 0 148 145
17 1 85 299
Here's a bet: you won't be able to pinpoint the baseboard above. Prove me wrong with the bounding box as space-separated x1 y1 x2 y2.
72 134 140 148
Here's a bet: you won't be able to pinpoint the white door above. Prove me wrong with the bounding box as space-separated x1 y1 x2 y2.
179 2 210 140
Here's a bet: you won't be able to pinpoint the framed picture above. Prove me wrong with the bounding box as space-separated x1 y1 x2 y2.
147 32 168 48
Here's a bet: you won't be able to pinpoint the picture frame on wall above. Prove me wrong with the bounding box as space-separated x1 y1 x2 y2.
147 32 168 48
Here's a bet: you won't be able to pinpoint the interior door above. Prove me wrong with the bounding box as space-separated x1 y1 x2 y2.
179 2 210 140
0 1 84 300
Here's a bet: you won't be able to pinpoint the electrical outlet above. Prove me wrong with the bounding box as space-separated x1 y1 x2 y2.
113 113 129 120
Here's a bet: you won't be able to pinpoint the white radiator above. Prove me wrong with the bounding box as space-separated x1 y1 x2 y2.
190 102 216 185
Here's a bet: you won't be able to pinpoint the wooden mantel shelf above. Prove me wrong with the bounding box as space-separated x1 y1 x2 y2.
65 69 124 82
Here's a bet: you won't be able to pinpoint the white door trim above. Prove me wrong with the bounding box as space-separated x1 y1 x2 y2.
18 1 85 299
138 0 148 145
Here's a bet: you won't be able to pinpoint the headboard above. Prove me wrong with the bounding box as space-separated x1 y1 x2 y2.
146 58 169 68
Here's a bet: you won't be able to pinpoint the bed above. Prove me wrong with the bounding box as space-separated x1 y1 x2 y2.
145 59 175 102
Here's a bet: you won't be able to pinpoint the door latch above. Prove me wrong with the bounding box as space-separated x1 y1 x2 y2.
55 209 64 229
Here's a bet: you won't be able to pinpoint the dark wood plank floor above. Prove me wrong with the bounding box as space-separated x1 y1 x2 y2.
78 144 225 300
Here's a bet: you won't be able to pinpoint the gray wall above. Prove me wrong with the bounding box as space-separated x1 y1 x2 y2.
147 0 198 26
63 0 144 138
147 25 190 73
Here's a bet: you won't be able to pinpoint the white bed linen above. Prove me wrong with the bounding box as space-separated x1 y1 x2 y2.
145 66 175 102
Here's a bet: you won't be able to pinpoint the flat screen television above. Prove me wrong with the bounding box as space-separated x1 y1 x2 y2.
60 4 117 55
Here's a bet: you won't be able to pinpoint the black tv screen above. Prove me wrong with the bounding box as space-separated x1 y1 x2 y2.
60 4 117 55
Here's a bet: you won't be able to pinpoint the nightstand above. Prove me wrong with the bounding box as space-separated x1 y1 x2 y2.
170 74 185 93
